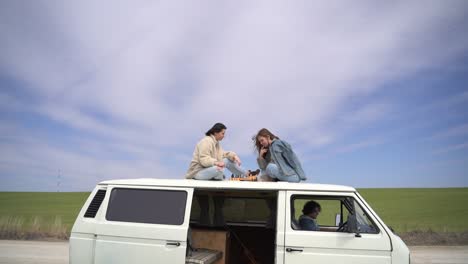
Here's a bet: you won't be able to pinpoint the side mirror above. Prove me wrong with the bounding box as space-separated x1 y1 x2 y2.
335 214 341 226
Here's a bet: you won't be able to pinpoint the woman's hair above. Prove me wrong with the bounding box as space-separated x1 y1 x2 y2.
252 128 279 152
302 201 321 215
205 123 227 136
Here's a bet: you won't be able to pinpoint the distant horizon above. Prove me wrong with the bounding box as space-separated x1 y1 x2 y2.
1 182 467 193
1 186 467 193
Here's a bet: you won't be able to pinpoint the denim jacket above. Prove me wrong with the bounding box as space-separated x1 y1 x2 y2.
299 215 319 231
269 139 306 180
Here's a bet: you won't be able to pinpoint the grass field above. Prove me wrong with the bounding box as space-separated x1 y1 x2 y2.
0 192 89 239
0 188 467 240
360 188 468 233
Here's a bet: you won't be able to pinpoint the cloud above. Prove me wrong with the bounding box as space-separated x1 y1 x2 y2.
433 142 468 155
0 123 173 191
425 123 468 141
414 91 468 120
334 138 384 154
343 103 391 125
1 1 468 189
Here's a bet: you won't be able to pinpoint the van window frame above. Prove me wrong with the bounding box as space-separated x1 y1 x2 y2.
190 190 277 227
290 194 381 234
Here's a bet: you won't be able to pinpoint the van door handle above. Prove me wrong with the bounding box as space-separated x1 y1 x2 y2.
166 242 181 247
286 248 303 253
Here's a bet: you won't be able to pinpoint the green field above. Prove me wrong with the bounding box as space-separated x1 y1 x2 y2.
0 188 467 238
0 192 89 238
360 188 468 233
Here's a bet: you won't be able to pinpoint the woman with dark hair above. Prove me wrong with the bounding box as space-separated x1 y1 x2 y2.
299 200 321 231
253 128 306 182
186 123 253 180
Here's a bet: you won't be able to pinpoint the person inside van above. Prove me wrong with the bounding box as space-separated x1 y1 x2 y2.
186 123 254 180
253 128 307 183
299 200 321 231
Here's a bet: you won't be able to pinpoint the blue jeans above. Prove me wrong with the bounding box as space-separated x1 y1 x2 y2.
265 163 300 183
194 158 248 180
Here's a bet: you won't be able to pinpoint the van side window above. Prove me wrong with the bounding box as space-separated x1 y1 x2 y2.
106 188 187 225
353 199 379 234
190 193 275 227
291 196 379 234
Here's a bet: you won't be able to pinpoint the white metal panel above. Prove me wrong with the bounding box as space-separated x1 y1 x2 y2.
69 233 95 264
94 236 184 264
71 186 107 235
93 185 193 264
70 186 107 264
99 178 356 192
275 190 286 264
390 234 410 264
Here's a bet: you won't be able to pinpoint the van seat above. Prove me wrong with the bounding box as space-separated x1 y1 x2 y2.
291 218 301 230
186 249 222 264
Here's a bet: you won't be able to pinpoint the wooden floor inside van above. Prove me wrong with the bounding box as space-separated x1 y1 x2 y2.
191 226 275 264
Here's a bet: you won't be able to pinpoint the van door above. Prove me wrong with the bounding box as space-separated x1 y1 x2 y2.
94 185 193 264
284 191 391 264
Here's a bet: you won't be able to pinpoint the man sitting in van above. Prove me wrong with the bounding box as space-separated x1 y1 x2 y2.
299 201 321 231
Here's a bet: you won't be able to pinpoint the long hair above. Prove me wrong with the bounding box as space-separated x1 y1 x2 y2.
252 128 279 153
205 123 227 136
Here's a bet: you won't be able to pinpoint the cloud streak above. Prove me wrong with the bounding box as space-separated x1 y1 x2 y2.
433 142 468 155
426 123 468 141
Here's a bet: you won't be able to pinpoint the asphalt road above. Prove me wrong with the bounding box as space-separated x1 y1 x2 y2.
410 246 468 264
0 240 467 264
0 240 68 264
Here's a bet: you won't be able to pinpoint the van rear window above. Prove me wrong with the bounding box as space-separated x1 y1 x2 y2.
106 188 187 225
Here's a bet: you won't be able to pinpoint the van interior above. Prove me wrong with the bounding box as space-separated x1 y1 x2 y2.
188 189 277 264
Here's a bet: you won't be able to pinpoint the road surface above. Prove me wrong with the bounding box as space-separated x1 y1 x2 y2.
0 240 68 264
0 240 467 264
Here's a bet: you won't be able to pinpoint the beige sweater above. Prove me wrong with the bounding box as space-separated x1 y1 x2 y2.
185 135 237 179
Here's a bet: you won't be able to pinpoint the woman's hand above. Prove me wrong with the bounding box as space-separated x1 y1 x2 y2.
214 161 225 169
259 147 268 157
233 155 242 166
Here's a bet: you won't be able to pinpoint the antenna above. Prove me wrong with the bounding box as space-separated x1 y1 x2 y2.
57 170 61 192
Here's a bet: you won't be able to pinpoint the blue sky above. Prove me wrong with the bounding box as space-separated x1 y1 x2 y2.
1 1 468 191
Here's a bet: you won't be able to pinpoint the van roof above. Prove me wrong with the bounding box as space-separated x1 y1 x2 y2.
99 179 356 192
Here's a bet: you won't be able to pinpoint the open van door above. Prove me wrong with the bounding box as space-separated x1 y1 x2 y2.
284 191 392 264
93 185 193 264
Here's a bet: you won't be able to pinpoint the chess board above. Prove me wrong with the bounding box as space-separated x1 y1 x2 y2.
229 175 258 181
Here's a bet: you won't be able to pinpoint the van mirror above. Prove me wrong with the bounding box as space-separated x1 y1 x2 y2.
335 214 341 226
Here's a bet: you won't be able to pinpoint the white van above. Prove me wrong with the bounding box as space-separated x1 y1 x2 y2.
70 179 410 264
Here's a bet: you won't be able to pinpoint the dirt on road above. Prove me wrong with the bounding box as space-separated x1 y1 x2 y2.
0 240 467 264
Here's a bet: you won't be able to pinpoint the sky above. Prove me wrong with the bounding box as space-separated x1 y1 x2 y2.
0 1 468 191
